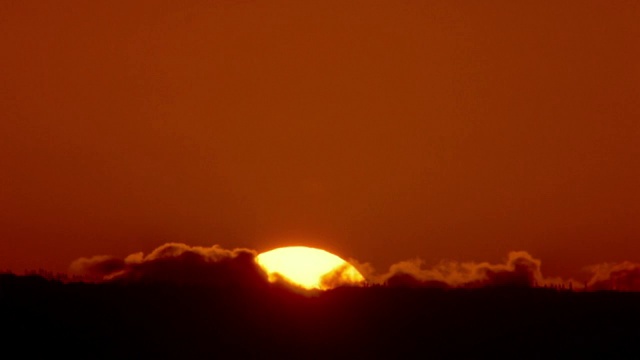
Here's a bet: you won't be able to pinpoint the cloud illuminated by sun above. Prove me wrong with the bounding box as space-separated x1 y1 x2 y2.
255 246 365 290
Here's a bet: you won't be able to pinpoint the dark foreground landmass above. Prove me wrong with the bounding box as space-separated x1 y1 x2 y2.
1 274 639 359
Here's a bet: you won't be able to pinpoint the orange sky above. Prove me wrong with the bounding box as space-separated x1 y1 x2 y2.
1 0 638 279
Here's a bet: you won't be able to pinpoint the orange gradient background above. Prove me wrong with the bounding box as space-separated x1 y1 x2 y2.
1 1 638 280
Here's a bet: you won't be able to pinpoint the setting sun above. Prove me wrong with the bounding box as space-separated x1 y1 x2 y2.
255 246 365 290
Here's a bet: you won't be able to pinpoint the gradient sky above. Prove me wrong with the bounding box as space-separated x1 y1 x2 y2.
1 0 638 278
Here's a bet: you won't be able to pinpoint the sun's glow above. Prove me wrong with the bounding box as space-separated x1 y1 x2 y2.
255 246 365 290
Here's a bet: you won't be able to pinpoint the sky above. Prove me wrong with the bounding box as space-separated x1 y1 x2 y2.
1 0 638 279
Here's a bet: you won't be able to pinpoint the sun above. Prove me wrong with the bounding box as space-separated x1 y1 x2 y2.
255 246 365 290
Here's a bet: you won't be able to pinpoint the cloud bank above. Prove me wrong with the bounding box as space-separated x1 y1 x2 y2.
70 243 265 287
377 251 566 289
69 244 640 291
587 261 640 291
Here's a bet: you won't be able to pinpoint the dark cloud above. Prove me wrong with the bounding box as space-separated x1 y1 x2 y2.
319 263 365 289
587 262 640 291
380 251 566 289
69 247 563 290
72 245 640 292
385 273 449 289
69 243 265 287
71 243 373 291
69 255 125 281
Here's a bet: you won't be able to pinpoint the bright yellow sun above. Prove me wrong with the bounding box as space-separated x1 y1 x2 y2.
255 246 365 290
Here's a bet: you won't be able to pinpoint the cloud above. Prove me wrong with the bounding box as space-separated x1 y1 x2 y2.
385 272 449 288
587 262 640 291
380 251 565 289
69 255 125 281
319 262 364 289
76 245 640 292
69 243 265 287
70 243 369 291
347 258 377 283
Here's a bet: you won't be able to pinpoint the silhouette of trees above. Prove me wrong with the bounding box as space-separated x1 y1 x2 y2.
2 273 640 358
